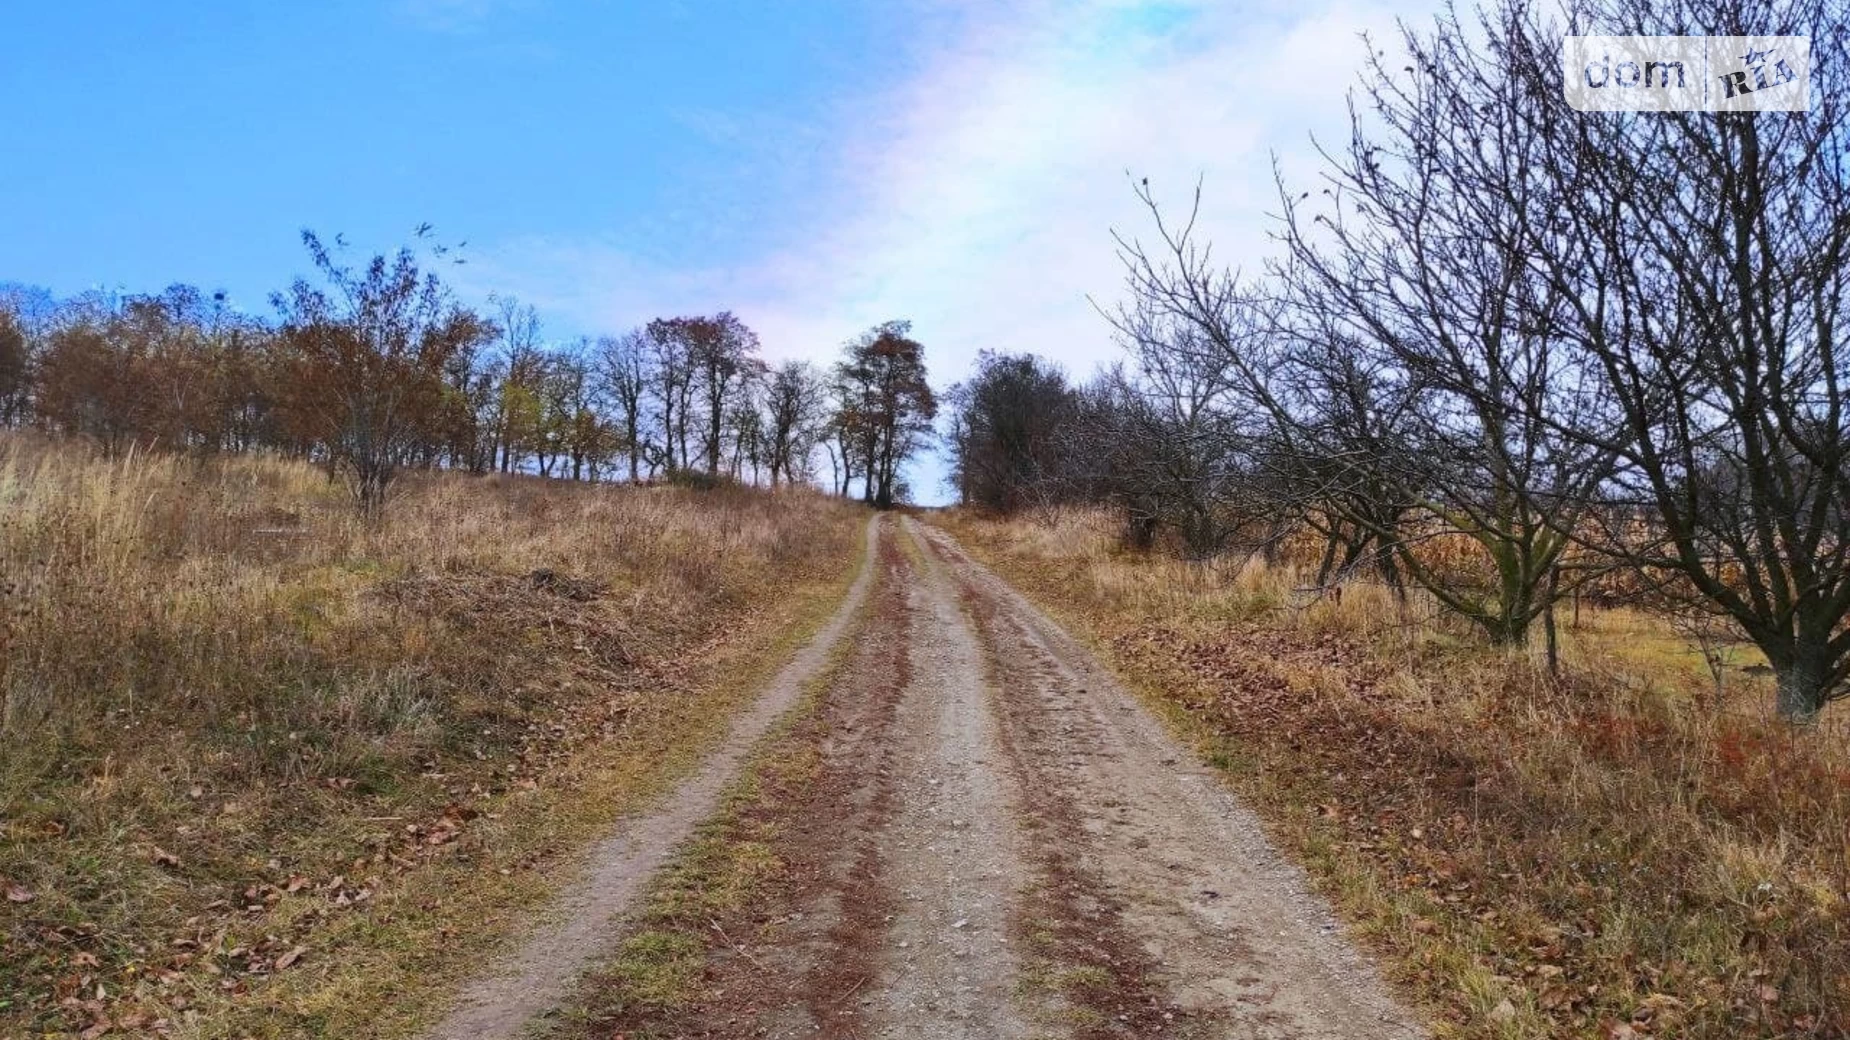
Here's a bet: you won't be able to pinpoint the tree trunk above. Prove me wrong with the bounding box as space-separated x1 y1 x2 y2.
708 409 722 476
354 459 390 520
1125 509 1157 552
1773 646 1831 723
1376 549 1407 604
1542 566 1560 677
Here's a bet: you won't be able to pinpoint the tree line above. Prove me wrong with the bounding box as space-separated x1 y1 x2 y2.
0 231 935 514
948 0 1850 721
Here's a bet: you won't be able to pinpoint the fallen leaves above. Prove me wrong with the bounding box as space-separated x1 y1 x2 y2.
947 521 1850 1040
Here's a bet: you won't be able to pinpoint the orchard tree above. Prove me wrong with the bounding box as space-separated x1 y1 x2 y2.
1264 8 1616 646
1517 0 1850 717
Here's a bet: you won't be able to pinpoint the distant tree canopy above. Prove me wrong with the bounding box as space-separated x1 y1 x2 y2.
0 307 29 425
0 233 941 515
946 351 1078 515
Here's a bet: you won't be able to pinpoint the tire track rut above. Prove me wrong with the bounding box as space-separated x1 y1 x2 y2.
861 522 1034 1039
463 515 1424 1040
913 519 1425 1040
422 515 880 1040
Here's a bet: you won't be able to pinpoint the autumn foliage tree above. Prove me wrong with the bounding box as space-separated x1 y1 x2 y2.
1 236 855 503
271 231 494 517
835 321 935 509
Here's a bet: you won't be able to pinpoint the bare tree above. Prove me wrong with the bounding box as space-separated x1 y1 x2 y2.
1482 0 1850 716
687 312 763 476
0 288 48 427
763 359 825 487
947 351 1080 514
490 297 546 474
0 305 32 427
1095 300 1266 558
597 329 651 483
644 317 698 471
1265 8 1616 644
544 339 614 481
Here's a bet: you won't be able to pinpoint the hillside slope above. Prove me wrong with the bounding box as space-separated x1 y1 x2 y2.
0 436 864 1038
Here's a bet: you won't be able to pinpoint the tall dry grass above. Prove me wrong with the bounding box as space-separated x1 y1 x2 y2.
0 433 863 1037
938 505 1850 1039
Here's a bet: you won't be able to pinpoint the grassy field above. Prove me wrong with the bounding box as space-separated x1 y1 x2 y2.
934 507 1850 1040
0 434 865 1038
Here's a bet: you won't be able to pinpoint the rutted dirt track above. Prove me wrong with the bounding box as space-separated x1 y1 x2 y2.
428 515 1424 1039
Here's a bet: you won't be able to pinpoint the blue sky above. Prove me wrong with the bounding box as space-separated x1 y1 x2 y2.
1 0 1429 501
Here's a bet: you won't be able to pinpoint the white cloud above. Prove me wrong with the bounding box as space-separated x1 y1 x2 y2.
467 0 1438 496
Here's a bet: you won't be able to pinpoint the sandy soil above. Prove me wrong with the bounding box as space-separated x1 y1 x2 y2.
426 515 1424 1039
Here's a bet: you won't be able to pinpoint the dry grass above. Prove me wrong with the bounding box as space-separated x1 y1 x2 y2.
0 432 864 1038
935 506 1850 1040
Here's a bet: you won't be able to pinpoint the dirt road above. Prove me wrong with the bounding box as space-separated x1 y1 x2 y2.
429 515 1423 1039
